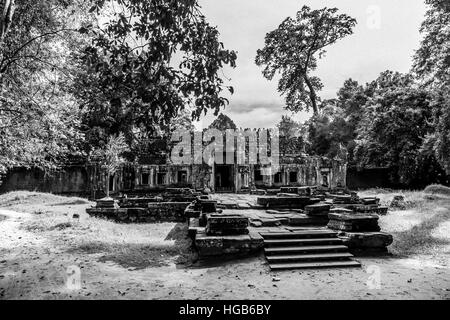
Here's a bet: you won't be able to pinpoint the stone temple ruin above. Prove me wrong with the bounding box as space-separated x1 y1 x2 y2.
86 150 393 270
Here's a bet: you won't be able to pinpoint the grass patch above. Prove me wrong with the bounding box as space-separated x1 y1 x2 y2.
0 191 92 210
49 222 72 231
390 210 450 255
69 223 197 269
424 184 450 196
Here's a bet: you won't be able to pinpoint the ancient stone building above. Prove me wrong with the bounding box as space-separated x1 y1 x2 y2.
0 130 347 198
101 153 347 196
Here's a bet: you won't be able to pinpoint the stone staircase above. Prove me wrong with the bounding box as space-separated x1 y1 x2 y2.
261 229 361 270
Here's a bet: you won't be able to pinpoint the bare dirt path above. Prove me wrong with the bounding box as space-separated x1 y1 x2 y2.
0 191 449 300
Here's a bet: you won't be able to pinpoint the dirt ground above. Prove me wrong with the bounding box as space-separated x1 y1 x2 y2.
0 190 449 300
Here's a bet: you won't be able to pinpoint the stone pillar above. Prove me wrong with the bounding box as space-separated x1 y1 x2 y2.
150 167 155 187
135 167 140 187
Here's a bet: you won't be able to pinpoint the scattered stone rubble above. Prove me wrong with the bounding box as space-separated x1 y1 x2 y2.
390 195 406 210
86 185 394 260
326 194 393 253
86 188 199 223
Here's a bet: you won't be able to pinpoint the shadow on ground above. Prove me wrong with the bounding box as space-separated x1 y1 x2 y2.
190 252 267 270
68 223 197 270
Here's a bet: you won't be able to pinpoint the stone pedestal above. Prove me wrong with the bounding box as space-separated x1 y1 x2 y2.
95 197 118 209
327 212 380 232
206 214 249 236
339 232 393 249
304 203 331 216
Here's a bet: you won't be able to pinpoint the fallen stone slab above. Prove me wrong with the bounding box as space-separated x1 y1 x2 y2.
289 214 329 226
266 209 304 215
119 197 158 208
360 197 380 205
86 207 125 218
390 195 406 210
217 202 239 209
194 199 217 213
147 202 191 222
338 232 393 249
249 218 282 227
328 212 379 221
250 189 266 195
206 214 249 235
95 198 119 209
329 208 354 214
266 189 281 195
237 203 251 209
277 193 300 197
257 196 320 209
355 205 389 215
195 232 264 256
304 203 331 216
327 212 380 232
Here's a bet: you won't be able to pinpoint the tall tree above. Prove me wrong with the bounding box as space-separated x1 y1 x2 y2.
353 71 440 186
277 115 305 156
75 0 237 149
413 0 450 87
413 0 450 177
255 6 356 115
0 0 91 174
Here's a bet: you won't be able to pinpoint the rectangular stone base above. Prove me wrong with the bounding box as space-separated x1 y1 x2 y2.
339 232 393 248
206 214 249 235
289 214 329 226
86 202 191 223
195 231 264 256
327 220 380 232
257 196 320 209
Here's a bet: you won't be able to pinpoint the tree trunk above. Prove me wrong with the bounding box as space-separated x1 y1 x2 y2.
303 75 318 115
0 0 15 42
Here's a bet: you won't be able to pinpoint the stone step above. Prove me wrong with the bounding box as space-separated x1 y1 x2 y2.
265 245 348 255
264 237 343 247
269 260 361 270
260 230 337 239
266 252 354 263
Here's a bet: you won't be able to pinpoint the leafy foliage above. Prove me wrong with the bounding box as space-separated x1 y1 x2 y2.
413 0 450 177
75 0 237 150
0 0 91 174
255 6 356 114
208 113 237 131
413 0 450 86
277 115 305 156
91 133 129 197
353 72 437 185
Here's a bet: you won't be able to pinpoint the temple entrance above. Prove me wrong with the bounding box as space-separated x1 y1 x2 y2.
215 164 234 193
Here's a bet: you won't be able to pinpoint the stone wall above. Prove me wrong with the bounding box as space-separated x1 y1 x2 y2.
0 166 89 196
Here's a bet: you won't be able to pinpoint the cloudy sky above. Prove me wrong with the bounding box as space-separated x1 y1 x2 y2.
193 0 427 129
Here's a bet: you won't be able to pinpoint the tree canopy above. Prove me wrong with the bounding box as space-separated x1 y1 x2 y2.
255 6 356 115
75 0 237 150
0 0 91 174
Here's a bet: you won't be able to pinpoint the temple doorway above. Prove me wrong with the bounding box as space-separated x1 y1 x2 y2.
215 164 234 193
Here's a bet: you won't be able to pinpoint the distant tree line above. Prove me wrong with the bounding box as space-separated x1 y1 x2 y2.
272 0 450 188
0 0 448 190
0 0 236 175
